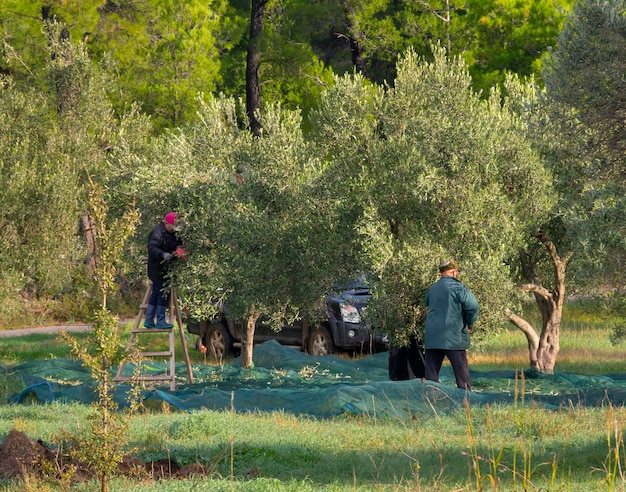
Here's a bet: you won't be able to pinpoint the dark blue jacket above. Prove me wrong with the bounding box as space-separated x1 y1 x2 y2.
147 222 182 282
424 276 479 350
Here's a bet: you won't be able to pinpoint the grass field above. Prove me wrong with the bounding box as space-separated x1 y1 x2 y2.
1 305 626 491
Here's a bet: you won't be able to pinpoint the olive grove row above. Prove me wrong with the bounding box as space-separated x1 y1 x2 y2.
0 1 623 371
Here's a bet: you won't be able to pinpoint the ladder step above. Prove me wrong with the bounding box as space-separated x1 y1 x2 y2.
132 328 173 333
140 351 173 357
114 284 193 390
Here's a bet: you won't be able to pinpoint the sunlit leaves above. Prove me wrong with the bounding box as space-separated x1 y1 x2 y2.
311 47 554 343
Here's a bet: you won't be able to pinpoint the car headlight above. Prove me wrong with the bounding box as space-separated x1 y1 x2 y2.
340 303 361 323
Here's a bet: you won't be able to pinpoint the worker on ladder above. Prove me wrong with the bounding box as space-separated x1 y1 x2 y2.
144 212 185 329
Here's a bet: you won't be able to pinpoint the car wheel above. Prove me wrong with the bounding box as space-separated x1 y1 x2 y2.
308 326 335 356
203 321 234 360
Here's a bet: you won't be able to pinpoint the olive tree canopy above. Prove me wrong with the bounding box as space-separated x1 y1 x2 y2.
310 46 555 346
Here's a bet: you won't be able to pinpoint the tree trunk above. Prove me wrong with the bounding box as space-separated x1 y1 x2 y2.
81 211 98 275
505 231 573 373
240 313 260 369
246 0 268 138
340 1 367 76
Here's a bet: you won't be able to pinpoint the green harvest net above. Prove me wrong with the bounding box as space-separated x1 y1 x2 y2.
5 340 626 418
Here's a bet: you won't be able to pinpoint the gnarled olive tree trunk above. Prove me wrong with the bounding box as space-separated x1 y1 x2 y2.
505 231 573 374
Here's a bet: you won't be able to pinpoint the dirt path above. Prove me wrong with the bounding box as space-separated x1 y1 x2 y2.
0 317 137 338
0 324 93 338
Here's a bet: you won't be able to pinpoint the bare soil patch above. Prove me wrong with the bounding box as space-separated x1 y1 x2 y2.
0 428 208 486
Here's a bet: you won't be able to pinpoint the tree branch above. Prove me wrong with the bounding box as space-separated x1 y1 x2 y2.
517 283 552 302
415 0 449 23
504 308 539 368
536 230 574 268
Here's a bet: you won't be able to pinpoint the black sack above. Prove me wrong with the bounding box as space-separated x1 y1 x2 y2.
388 337 425 381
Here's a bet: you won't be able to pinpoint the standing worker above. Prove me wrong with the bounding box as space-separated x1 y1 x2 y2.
144 212 183 329
424 259 479 390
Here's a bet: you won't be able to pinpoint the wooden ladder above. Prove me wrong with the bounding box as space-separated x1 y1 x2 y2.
114 282 194 391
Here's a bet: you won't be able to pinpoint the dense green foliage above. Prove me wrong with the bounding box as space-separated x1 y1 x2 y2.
0 22 152 324
463 0 573 92
543 0 626 288
308 47 554 344
1 0 574 130
0 1 624 361
90 0 242 130
0 0 243 131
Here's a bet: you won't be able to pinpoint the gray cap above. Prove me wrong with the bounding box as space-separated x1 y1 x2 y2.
439 259 459 273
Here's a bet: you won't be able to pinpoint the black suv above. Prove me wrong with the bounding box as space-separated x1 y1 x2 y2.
186 279 385 358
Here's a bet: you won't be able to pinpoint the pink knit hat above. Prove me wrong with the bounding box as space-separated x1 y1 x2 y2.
164 212 177 225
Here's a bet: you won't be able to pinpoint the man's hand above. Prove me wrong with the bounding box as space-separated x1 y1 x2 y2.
162 252 173 262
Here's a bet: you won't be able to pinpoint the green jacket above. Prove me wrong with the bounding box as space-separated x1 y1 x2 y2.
424 276 479 350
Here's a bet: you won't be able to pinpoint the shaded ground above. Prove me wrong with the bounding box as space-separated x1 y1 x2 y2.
0 429 208 485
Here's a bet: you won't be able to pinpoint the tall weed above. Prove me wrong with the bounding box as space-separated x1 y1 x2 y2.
55 177 141 492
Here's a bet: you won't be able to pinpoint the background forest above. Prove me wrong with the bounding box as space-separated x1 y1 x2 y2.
0 0 624 371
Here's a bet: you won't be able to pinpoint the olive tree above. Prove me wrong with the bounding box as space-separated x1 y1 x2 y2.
533 0 626 344
489 0 626 368
310 46 555 352
542 0 626 288
127 46 555 371
129 96 336 369
0 24 152 324
0 77 85 323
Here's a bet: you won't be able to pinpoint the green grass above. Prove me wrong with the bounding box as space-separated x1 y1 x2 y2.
0 399 624 491
0 321 209 367
2 306 626 491
3 307 624 372
472 308 626 374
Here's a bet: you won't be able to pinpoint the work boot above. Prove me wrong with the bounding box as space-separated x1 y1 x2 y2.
143 304 157 328
155 305 174 329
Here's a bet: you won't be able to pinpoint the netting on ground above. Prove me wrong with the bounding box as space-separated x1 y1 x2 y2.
4 340 626 418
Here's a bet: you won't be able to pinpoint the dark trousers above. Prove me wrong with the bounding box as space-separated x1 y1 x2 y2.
148 276 170 307
425 348 471 390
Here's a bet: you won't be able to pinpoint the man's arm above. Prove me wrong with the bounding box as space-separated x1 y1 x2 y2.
148 228 167 260
461 288 479 328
